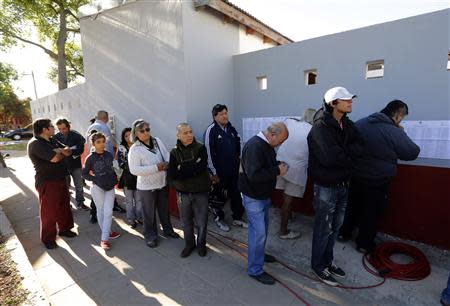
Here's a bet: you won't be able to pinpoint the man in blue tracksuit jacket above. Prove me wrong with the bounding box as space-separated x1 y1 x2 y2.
204 104 247 231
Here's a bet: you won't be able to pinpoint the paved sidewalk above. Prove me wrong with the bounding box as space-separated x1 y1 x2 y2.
1 153 448 305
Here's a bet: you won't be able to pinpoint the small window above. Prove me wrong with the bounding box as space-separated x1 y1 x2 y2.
447 52 450 70
69 101 72 109
53 104 57 111
47 105 50 112
304 69 317 85
257 76 267 90
366 60 384 79
61 102 64 110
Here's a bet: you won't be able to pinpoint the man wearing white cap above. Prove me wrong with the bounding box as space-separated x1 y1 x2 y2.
307 86 363 286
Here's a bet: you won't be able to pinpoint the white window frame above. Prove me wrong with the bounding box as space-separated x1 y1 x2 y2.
256 75 267 91
366 60 384 79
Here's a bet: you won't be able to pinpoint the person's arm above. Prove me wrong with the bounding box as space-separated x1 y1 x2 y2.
178 146 208 178
393 128 421 161
168 151 180 180
72 132 85 157
242 144 279 183
204 125 218 176
31 141 64 163
128 147 159 176
82 155 96 182
156 138 170 163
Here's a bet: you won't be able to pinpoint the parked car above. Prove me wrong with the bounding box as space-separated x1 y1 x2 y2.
4 124 33 140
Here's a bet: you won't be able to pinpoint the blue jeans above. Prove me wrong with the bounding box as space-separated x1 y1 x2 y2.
124 187 142 222
443 274 450 304
242 194 271 276
311 183 348 272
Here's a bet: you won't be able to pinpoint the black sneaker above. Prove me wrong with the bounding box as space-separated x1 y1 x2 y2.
113 204 126 213
130 221 137 229
328 263 346 278
250 272 275 285
313 268 339 286
89 215 97 224
198 246 207 257
146 240 158 248
180 245 195 258
58 230 77 238
264 254 276 263
76 203 90 211
164 231 180 239
44 241 58 249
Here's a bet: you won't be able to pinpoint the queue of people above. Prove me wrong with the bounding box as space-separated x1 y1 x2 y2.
27 86 421 287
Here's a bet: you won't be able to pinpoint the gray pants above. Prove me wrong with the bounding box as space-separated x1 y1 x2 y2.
124 187 142 222
137 186 174 243
178 192 209 248
66 167 85 205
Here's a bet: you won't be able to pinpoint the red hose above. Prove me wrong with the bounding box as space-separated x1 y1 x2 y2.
363 242 431 281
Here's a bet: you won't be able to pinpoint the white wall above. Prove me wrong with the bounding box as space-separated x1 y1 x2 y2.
77 0 188 145
233 9 450 135
31 84 91 133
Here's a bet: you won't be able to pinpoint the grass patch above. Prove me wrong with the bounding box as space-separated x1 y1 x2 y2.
0 139 28 151
0 234 29 305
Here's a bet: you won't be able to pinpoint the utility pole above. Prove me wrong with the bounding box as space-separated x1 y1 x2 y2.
21 71 39 100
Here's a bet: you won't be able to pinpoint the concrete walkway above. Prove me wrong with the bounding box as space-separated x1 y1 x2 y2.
0 152 448 305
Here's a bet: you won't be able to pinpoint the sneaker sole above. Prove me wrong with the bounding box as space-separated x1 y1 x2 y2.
329 271 346 279
312 270 339 287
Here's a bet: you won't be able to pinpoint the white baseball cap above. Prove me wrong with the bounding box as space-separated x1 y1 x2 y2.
324 87 357 104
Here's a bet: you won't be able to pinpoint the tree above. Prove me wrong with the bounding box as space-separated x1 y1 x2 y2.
0 62 31 129
0 0 89 90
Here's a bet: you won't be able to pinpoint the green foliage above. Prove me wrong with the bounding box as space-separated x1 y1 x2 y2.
0 62 31 128
0 0 89 87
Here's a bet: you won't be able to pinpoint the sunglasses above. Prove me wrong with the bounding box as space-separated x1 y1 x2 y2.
138 127 150 133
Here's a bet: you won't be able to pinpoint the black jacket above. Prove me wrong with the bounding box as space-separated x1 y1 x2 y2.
307 109 364 187
238 135 279 200
354 112 420 179
168 139 210 193
204 121 241 177
53 130 85 171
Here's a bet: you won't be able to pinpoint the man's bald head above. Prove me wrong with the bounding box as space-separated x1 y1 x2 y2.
97 110 109 123
264 122 288 147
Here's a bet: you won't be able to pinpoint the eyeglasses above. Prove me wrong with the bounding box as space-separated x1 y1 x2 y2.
138 127 150 133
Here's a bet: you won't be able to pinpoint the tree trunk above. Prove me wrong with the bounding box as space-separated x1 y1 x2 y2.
57 7 68 90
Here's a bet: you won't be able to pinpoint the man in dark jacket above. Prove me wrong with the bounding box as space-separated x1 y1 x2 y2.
54 118 87 210
339 100 420 253
239 122 289 285
169 123 211 258
307 86 363 286
205 104 247 232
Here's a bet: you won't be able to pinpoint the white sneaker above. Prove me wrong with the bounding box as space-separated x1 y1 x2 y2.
279 230 301 240
232 219 248 228
215 220 230 232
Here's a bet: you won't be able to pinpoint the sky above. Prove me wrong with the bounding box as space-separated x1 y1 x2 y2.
0 0 448 100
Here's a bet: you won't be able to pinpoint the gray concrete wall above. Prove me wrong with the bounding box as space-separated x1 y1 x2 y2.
233 9 450 134
79 0 187 145
181 1 273 141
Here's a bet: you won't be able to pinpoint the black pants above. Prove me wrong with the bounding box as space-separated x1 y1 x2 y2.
178 192 209 248
340 177 391 250
211 174 244 221
137 186 174 243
